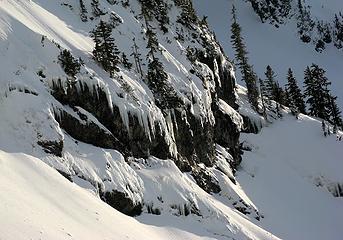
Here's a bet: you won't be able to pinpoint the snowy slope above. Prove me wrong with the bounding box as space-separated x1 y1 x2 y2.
194 0 343 109
0 150 214 240
0 0 278 239
238 112 343 240
0 0 343 239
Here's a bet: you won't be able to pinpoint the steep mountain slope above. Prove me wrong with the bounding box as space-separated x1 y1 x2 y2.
0 0 276 239
0 0 342 239
194 0 343 109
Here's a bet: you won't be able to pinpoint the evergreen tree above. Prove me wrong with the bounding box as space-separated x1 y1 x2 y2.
130 38 143 78
90 20 120 77
230 5 259 110
303 64 331 120
174 0 198 27
139 0 170 32
79 0 88 22
248 0 292 24
91 0 105 17
121 53 132 70
110 12 123 28
58 49 81 78
278 0 292 20
315 21 332 52
144 21 181 111
328 95 343 128
259 78 268 119
274 82 286 106
285 68 306 114
333 12 343 49
333 124 337 134
264 65 278 101
296 0 315 43
145 25 160 59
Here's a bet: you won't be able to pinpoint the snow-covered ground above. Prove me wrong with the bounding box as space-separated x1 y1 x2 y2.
239 113 343 240
194 0 343 109
0 150 214 240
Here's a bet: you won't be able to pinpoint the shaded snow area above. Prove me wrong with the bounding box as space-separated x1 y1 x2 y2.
194 0 343 110
238 113 343 240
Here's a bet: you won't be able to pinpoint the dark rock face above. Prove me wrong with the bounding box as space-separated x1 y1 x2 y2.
191 167 221 194
54 108 128 154
196 50 238 109
173 108 215 168
241 115 261 134
195 49 241 168
51 79 170 160
37 139 63 157
100 190 143 216
213 103 242 169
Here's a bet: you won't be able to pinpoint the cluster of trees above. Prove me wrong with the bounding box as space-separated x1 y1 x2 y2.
248 0 292 25
230 5 342 129
261 64 342 129
142 9 182 111
58 49 81 79
247 0 343 51
139 0 170 33
259 64 342 129
297 0 343 51
173 0 198 27
303 64 342 127
84 2 180 112
90 20 120 77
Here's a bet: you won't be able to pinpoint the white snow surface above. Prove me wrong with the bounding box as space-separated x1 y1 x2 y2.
0 150 214 240
238 109 343 240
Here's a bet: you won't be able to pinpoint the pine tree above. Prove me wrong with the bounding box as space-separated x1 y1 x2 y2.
91 0 105 17
174 0 197 27
285 68 306 114
278 0 292 20
144 20 181 111
264 65 278 101
248 0 292 25
328 95 343 128
231 5 259 110
259 78 268 120
146 25 160 60
130 38 143 79
139 0 170 32
121 53 132 70
315 21 332 52
90 20 120 77
296 0 315 43
109 12 123 28
79 0 88 22
274 82 286 106
303 64 331 120
58 49 81 78
333 12 343 49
